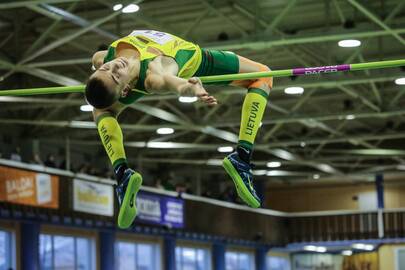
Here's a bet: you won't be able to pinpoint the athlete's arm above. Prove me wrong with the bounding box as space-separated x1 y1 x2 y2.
145 56 217 106
92 50 108 70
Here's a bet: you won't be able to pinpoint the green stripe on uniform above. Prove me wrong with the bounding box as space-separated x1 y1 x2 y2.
95 112 114 126
248 88 269 99
112 158 128 170
175 49 196 72
238 140 253 150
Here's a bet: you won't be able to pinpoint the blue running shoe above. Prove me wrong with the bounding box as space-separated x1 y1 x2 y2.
115 169 142 229
222 152 261 208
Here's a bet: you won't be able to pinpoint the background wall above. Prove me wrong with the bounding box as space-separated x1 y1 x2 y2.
266 183 405 212
378 244 405 270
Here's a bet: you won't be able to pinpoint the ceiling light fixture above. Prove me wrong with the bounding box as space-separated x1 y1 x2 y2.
113 4 123 11
267 161 281 168
156 127 174 135
338 39 361 48
206 159 223 166
80 105 93 112
122 4 140 13
252 170 267 176
178 96 198 103
217 146 233 153
395 78 405 85
284 86 304 95
346 114 356 120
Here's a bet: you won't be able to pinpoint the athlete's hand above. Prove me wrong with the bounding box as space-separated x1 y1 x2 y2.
187 77 217 106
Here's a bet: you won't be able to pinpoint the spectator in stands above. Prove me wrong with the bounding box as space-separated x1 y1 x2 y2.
103 168 114 179
10 147 22 162
162 178 175 191
202 189 214 198
154 178 165 190
30 152 43 165
88 165 101 176
175 182 187 193
220 186 237 203
186 181 194 194
44 154 57 168
59 159 66 170
78 163 86 173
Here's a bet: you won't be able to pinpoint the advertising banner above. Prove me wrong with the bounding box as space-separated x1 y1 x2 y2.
0 166 59 208
137 192 184 228
73 179 114 217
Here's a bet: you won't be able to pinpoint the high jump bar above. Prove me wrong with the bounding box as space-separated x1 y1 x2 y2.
0 59 404 96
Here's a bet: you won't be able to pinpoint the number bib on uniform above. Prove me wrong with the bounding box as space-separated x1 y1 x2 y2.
129 30 174 45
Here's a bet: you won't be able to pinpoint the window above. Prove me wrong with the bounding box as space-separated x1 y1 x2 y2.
396 248 405 270
0 229 14 270
225 251 254 270
39 234 94 270
176 246 211 270
267 256 291 270
115 240 161 270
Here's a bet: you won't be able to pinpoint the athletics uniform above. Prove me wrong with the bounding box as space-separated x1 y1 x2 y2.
95 31 269 228
103 30 239 104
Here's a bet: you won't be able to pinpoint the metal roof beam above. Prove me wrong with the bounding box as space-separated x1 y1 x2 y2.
24 2 79 57
26 58 91 68
28 3 118 40
0 0 83 9
215 109 405 127
0 58 82 85
347 0 405 47
2 118 404 148
200 0 248 37
205 28 405 51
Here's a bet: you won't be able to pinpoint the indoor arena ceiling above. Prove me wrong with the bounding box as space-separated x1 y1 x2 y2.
1 0 405 184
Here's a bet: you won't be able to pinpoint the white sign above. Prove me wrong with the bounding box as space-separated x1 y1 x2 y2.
73 179 114 217
36 173 52 204
129 30 173 45
137 195 161 222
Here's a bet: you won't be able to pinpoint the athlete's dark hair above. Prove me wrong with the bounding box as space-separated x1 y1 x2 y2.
85 76 118 109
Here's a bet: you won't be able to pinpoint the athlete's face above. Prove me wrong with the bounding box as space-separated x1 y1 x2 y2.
93 57 132 96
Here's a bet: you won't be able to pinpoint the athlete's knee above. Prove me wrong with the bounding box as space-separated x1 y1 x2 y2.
249 64 273 91
257 63 270 72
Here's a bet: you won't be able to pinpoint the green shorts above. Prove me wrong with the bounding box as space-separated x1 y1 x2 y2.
194 49 239 85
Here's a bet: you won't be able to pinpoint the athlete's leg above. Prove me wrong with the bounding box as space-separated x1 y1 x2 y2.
222 56 272 208
194 49 272 208
231 55 272 161
95 111 142 229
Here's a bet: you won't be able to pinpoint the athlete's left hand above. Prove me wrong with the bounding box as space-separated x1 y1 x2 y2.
188 77 218 106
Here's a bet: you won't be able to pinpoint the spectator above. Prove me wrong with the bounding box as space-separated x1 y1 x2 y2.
44 154 57 168
30 153 43 165
175 182 187 193
162 178 175 191
185 179 194 194
78 163 89 174
154 178 165 190
10 147 22 162
59 159 66 170
219 186 237 203
102 168 114 179
202 189 213 198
